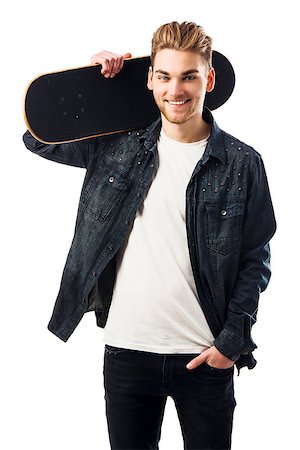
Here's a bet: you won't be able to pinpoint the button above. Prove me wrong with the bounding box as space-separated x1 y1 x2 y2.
221 209 227 216
92 271 97 277
108 176 114 183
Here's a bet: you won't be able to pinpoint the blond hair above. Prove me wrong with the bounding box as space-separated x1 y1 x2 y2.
150 21 213 72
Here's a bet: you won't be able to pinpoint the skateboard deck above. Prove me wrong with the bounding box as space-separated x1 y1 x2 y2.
24 51 235 144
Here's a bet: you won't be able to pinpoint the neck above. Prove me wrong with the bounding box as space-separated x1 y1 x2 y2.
161 111 211 143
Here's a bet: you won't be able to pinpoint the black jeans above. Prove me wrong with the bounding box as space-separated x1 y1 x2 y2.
103 345 236 450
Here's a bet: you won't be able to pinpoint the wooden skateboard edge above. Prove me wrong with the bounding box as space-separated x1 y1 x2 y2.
23 125 153 145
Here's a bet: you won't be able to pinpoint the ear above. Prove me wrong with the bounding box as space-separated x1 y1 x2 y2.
206 67 215 93
147 66 153 90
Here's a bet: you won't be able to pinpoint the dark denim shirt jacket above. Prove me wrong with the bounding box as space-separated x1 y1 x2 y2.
23 107 276 372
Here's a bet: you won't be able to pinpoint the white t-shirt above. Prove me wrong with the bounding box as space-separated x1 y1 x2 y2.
103 129 214 353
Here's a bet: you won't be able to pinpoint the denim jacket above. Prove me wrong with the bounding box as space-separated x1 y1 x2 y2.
23 107 276 371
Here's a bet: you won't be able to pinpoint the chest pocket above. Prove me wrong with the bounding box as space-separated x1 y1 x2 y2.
204 202 245 255
84 161 131 223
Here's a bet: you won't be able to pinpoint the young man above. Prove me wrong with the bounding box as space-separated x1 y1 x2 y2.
23 21 276 450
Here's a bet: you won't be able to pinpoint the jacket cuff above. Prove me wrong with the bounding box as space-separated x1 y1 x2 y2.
213 328 257 362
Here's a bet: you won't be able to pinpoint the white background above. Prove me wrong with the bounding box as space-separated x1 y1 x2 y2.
1 0 299 449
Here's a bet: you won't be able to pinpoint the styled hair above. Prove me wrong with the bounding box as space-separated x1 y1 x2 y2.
150 21 213 72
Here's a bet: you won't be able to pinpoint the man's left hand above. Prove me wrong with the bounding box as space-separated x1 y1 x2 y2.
186 346 235 370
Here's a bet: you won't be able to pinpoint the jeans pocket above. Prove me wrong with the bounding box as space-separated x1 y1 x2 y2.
204 363 234 375
104 345 133 355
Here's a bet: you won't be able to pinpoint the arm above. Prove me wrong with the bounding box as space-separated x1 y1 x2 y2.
23 131 93 168
187 154 276 370
213 154 276 361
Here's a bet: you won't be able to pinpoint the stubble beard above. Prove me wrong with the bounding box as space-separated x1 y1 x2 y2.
158 99 200 125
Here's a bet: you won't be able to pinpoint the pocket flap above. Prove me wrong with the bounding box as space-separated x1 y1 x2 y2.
205 202 245 220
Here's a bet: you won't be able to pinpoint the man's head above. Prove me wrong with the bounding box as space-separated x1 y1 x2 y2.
147 21 215 129
150 21 212 73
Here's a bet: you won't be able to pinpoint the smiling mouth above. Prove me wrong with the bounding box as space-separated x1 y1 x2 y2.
166 99 190 105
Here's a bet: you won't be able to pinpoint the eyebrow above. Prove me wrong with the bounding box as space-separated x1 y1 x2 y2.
155 69 200 76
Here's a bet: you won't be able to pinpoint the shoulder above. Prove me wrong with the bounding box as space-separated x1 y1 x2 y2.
87 125 149 169
219 129 270 187
94 125 148 146
220 129 264 167
221 129 261 157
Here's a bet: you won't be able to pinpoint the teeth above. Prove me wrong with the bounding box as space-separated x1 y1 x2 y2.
168 100 187 105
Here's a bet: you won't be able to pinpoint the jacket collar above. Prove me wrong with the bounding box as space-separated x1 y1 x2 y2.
139 107 226 164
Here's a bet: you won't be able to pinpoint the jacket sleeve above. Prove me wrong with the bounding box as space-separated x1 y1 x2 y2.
213 154 276 361
22 130 98 169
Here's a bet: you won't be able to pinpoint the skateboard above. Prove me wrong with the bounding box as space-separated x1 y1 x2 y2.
23 51 235 144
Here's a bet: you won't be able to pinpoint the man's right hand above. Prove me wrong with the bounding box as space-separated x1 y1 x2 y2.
90 50 132 78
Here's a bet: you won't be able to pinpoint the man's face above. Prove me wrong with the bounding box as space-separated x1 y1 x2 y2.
147 49 215 125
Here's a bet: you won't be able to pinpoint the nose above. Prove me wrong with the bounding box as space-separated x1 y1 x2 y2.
168 79 184 98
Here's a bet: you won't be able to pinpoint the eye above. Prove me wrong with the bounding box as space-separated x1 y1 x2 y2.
158 75 169 81
183 75 196 81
